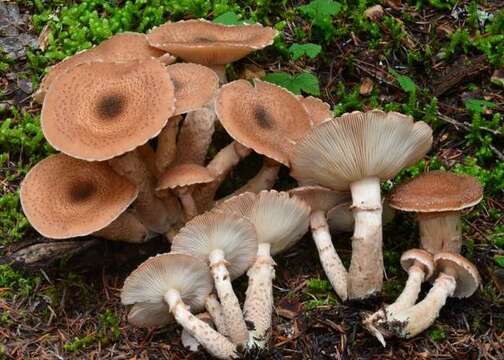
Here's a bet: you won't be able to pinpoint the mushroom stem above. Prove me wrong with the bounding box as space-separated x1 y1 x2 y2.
348 176 384 299
209 248 249 347
194 142 252 212
205 294 229 336
210 64 227 83
418 212 462 254
164 288 238 359
176 187 199 220
181 312 214 352
379 272 456 339
311 210 348 301
93 211 152 243
230 159 280 197
243 242 275 349
109 150 174 233
155 116 181 173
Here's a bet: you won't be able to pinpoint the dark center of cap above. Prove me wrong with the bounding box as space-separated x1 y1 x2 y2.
193 36 217 43
96 94 126 119
69 181 96 202
254 105 274 129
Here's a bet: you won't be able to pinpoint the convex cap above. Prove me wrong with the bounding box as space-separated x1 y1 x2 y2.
434 252 480 298
389 171 483 213
41 59 176 161
20 153 138 239
157 164 214 190
147 19 277 65
400 249 435 280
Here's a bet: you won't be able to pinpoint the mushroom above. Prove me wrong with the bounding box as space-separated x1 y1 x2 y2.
389 171 483 254
363 249 434 345
121 253 238 359
216 190 310 349
171 211 258 347
181 312 214 351
41 59 179 233
298 95 332 125
20 153 142 241
33 32 174 104
289 186 351 300
155 115 181 173
291 110 433 299
147 19 277 82
157 164 215 220
194 79 312 211
373 252 480 340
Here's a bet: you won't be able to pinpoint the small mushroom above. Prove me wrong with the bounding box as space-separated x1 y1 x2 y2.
20 153 139 241
289 186 350 300
33 32 173 104
121 253 237 359
216 190 310 349
374 252 480 340
147 19 277 82
389 171 483 254
157 164 215 220
363 249 434 345
171 211 258 347
291 110 433 299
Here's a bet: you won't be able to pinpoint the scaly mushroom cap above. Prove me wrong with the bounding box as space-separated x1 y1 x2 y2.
215 79 312 166
166 63 219 115
41 59 175 161
400 249 435 280
171 211 257 279
121 253 213 327
328 200 396 233
434 252 480 298
157 164 214 190
34 32 168 103
291 110 433 190
147 19 277 65
288 186 350 213
20 153 138 239
298 96 332 125
216 190 310 255
389 171 483 213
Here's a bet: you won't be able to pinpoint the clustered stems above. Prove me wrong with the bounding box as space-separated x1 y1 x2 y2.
205 294 228 336
243 243 276 348
385 265 425 316
230 159 281 198
176 187 199 220
310 210 348 300
93 210 150 243
209 249 250 347
348 177 384 299
155 116 181 173
164 289 238 359
418 212 462 254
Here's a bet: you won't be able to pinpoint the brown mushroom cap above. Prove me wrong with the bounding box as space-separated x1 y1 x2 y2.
157 164 214 190
35 32 168 103
389 171 484 213
298 96 332 125
41 59 175 161
291 110 433 190
434 252 480 298
400 249 435 280
215 79 312 166
166 63 219 115
288 186 350 213
20 153 138 239
147 19 277 65
121 253 213 327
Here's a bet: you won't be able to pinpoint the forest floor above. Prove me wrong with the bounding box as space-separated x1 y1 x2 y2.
0 1 503 359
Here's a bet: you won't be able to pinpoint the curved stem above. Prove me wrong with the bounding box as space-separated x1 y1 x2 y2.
348 176 383 299
209 249 249 348
164 289 238 359
227 159 280 198
155 116 181 173
177 187 199 220
181 312 213 352
418 212 462 254
209 64 228 84
205 294 228 336
311 210 348 301
243 243 275 349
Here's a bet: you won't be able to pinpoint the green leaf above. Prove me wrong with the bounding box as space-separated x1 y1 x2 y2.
213 11 244 25
289 43 322 60
264 72 320 95
389 68 417 94
464 99 496 114
495 255 504 268
299 0 342 21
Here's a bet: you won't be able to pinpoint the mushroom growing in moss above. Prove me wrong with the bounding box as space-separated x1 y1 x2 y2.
291 110 433 299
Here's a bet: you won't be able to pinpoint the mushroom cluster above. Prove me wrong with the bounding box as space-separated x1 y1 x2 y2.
20 18 484 359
